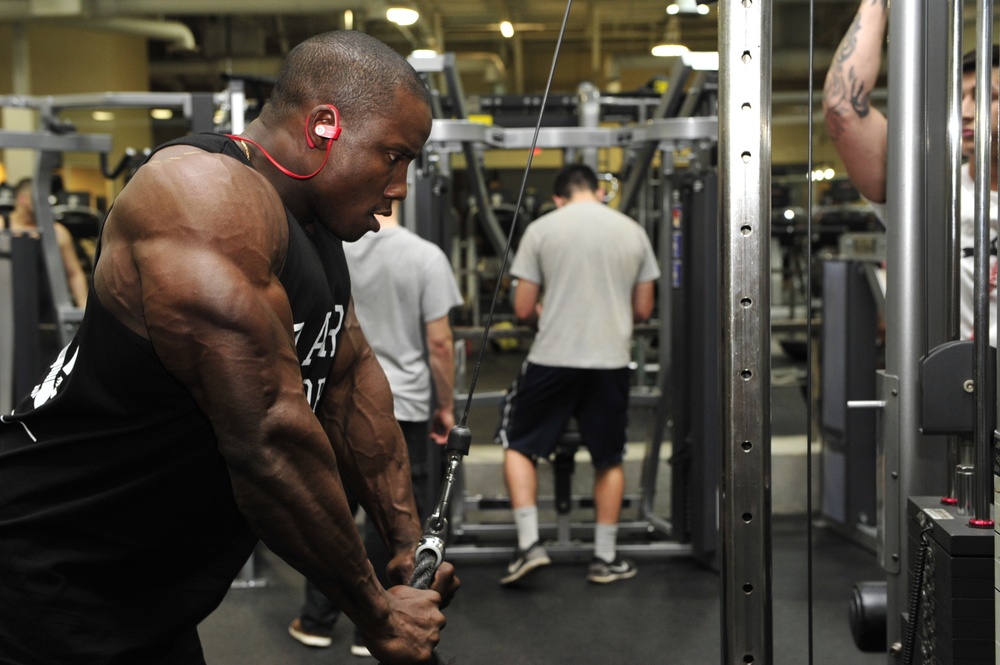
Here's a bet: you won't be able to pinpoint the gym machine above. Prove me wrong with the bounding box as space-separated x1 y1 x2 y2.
406 53 718 564
0 128 113 411
820 237 883 549
0 91 218 344
842 1 1000 662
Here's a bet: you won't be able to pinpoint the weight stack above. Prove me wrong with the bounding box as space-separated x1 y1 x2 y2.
907 497 994 665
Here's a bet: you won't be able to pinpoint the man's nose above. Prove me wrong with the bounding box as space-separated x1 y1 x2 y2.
962 93 977 117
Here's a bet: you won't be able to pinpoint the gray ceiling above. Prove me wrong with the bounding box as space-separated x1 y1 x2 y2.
0 0 868 96
0 0 994 118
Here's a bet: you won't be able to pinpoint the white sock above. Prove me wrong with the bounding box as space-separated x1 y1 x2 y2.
514 506 540 551
594 522 618 563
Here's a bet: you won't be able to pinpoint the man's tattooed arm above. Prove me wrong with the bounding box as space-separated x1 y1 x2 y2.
821 0 890 203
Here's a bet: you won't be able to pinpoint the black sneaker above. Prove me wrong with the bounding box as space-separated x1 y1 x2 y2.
586 556 637 584
500 541 551 585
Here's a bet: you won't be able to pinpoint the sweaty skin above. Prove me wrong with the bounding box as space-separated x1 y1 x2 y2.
92 85 457 664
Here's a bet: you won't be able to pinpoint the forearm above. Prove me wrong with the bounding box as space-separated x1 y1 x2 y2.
227 423 391 629
69 271 89 308
823 0 889 202
824 0 887 128
426 321 455 413
321 348 422 556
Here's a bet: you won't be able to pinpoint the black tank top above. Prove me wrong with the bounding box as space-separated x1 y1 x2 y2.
0 134 351 664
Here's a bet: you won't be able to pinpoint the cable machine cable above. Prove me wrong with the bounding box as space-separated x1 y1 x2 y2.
805 0 816 663
379 1 575 662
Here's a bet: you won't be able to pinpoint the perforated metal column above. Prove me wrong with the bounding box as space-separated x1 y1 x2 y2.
719 1 772 663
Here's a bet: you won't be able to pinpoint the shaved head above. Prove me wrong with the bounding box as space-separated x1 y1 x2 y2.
263 31 430 124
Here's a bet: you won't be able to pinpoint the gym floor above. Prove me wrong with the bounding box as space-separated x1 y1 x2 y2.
199 521 885 665
197 344 887 665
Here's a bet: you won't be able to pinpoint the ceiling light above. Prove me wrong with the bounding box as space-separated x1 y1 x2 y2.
682 51 719 70
651 43 689 57
386 6 419 26
150 108 173 120
666 1 710 16
500 20 514 39
91 111 115 122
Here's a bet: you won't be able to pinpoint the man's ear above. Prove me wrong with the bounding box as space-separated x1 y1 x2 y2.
553 195 567 208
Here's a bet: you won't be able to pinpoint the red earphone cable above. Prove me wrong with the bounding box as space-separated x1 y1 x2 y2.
225 133 333 180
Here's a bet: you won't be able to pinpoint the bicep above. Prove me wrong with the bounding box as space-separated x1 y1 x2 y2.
115 154 302 454
136 232 307 465
633 281 656 322
425 315 453 347
827 111 888 203
512 279 541 321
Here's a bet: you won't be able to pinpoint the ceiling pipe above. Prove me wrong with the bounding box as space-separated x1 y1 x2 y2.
149 50 507 87
64 17 198 52
91 0 371 15
454 52 507 83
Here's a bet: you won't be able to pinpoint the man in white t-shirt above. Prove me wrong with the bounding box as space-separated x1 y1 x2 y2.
823 0 999 346
496 164 660 585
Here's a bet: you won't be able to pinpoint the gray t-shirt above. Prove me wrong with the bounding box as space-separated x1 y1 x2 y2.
510 200 660 368
344 226 463 421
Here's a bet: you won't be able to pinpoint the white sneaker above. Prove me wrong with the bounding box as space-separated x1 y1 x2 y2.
586 556 637 584
500 542 551 585
287 618 332 648
351 643 373 657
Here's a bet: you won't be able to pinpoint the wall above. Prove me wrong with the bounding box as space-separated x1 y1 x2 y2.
1 23 150 204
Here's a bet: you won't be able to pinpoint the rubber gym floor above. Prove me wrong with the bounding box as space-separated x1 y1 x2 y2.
199 521 884 665
198 346 887 665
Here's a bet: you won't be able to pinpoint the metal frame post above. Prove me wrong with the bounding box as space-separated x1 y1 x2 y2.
0 232 13 415
882 0 950 655
941 0 966 508
719 1 772 663
970 0 996 528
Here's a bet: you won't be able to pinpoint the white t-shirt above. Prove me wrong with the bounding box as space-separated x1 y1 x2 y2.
869 167 998 347
510 201 661 368
344 226 463 421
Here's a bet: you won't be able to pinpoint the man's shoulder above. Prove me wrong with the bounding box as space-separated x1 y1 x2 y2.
111 146 285 257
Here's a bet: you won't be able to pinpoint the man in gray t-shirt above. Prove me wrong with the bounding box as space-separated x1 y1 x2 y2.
496 164 660 586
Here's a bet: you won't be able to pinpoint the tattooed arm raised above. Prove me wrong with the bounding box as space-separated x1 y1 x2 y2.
822 0 889 203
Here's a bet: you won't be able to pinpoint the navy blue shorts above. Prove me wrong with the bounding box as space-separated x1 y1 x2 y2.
495 362 630 469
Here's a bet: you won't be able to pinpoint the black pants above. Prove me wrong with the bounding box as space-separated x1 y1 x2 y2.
298 420 431 636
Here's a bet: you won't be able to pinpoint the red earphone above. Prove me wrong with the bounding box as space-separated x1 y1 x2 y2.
227 103 342 180
305 104 342 148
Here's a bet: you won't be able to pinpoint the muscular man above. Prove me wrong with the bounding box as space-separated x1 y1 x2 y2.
0 31 456 665
823 0 999 344
496 164 660 586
